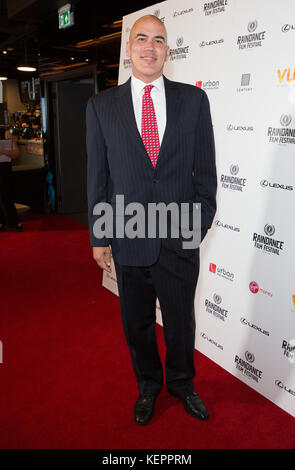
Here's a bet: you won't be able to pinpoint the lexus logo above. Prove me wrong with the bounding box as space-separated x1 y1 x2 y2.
260 179 268 187
240 317 248 325
275 380 295 396
275 380 284 388
281 24 295 33
245 351 255 363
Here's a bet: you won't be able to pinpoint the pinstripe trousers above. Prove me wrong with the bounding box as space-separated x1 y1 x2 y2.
114 242 200 398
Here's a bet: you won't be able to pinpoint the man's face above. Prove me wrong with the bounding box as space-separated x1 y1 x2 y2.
126 17 170 83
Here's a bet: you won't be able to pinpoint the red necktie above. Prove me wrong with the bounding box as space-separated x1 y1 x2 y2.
141 85 160 167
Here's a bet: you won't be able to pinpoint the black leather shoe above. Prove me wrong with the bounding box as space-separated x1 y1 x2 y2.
134 395 156 425
181 392 210 421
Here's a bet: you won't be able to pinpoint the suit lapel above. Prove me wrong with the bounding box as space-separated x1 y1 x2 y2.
156 76 181 168
113 76 182 170
113 78 151 167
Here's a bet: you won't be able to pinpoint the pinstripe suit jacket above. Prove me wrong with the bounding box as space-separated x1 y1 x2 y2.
86 75 217 266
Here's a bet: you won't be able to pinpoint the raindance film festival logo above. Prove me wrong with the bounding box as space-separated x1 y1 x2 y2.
252 224 284 256
123 57 132 69
153 9 165 23
281 339 295 364
237 20 266 50
267 114 295 145
209 262 234 282
237 73 253 92
234 351 263 383
203 0 228 16
220 164 247 192
204 293 229 322
249 281 272 298
169 37 189 61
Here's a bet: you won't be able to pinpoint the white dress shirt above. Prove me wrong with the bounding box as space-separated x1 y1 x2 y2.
130 75 166 145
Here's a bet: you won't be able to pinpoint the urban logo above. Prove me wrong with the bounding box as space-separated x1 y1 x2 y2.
204 294 229 322
237 73 253 92
220 164 247 192
252 224 284 256
200 332 223 350
275 380 295 397
281 24 295 33
195 79 219 90
237 20 266 50
240 317 270 337
170 37 189 61
227 123 254 132
281 340 295 364
215 219 240 233
203 0 228 16
278 68 295 84
209 263 234 282
260 179 293 191
267 114 295 145
199 38 224 47
235 351 263 383
249 281 272 298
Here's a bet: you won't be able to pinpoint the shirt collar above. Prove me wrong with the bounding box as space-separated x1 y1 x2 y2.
131 74 164 96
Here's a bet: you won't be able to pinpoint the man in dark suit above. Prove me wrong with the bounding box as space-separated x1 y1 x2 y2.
86 15 217 425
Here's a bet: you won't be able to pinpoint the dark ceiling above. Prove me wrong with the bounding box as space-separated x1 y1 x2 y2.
0 0 156 82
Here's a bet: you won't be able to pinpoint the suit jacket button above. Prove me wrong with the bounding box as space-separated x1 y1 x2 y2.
153 178 159 183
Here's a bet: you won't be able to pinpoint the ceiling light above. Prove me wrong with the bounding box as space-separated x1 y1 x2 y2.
17 65 36 72
17 40 36 72
0 76 8 80
2 50 7 54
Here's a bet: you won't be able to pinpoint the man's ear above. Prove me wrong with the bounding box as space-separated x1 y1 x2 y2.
126 41 130 57
165 45 170 62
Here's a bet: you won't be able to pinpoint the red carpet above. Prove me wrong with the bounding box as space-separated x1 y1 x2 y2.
0 213 294 449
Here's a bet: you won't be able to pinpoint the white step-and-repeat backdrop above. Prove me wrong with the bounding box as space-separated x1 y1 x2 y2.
103 0 295 417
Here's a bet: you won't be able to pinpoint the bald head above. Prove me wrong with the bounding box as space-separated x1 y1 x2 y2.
126 15 170 83
129 15 168 43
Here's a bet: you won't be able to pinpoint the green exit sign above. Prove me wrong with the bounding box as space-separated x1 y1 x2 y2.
58 3 74 29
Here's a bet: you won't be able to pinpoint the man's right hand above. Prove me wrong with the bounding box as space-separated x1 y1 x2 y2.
92 246 112 273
